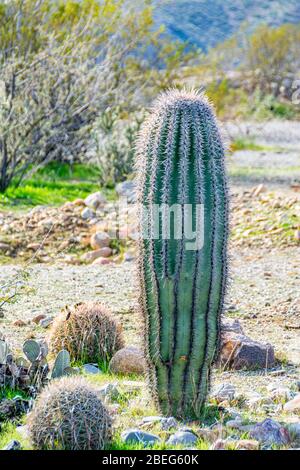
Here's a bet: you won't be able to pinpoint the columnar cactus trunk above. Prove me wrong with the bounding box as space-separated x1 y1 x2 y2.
136 90 229 419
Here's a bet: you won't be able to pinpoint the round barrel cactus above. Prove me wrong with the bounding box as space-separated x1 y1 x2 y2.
136 89 229 418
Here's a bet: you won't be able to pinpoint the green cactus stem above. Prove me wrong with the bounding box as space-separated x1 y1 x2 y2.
136 90 229 419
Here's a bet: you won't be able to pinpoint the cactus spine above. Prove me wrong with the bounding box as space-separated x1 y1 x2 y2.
136 90 229 418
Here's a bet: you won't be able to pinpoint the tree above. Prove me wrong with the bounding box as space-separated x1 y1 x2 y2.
0 0 193 192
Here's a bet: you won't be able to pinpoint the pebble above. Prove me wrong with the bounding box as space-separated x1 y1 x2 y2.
121 429 161 447
39 316 53 328
81 208 95 220
212 383 236 402
83 364 102 375
167 431 198 447
2 440 21 451
32 314 46 324
161 417 178 430
142 416 163 424
13 320 27 327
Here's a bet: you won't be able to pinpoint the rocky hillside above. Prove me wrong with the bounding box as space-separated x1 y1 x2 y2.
153 0 300 50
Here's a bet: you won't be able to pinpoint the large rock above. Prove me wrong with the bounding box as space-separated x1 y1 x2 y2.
284 393 300 412
121 429 160 447
250 418 290 446
109 347 145 375
219 319 275 370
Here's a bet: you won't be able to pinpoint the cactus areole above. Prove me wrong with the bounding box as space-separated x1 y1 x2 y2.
136 90 229 418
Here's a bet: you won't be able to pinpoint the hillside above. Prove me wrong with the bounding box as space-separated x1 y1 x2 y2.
153 0 300 50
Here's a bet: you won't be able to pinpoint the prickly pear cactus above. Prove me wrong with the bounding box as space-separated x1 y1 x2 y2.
23 340 41 363
136 90 229 418
0 340 9 364
51 350 71 379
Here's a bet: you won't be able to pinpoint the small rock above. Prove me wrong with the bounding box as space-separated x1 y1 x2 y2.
121 429 160 447
284 393 300 412
225 418 243 429
124 251 135 262
116 181 136 202
84 192 106 210
81 207 95 220
32 314 46 324
250 418 290 446
211 438 259 450
37 218 54 230
167 431 198 447
13 320 26 327
83 364 102 375
73 198 85 206
210 439 227 450
39 316 53 328
26 243 41 250
90 232 110 250
81 247 112 263
109 347 145 375
212 383 236 402
161 417 178 430
2 440 21 450
142 416 163 424
16 425 29 440
0 242 10 251
251 183 266 197
92 257 112 266
235 439 260 450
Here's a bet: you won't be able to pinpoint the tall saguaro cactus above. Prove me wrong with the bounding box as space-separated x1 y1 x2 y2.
136 90 229 419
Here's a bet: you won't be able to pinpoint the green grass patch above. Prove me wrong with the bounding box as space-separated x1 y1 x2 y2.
228 165 300 180
0 387 30 401
0 420 32 450
230 138 275 152
0 162 117 210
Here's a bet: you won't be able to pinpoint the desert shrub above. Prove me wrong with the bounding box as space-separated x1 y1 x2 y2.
28 377 111 450
49 302 124 365
91 108 144 186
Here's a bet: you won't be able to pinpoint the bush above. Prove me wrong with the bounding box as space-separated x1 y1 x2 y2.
49 302 124 365
28 377 111 450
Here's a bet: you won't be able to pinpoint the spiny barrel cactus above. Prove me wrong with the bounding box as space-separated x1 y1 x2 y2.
28 377 112 450
136 90 229 419
49 302 124 364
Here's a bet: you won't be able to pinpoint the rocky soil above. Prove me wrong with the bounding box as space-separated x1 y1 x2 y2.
0 126 299 450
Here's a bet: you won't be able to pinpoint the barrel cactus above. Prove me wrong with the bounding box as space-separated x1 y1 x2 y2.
28 377 111 450
136 89 229 419
49 302 124 365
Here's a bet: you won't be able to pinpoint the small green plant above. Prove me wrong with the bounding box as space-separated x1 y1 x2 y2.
0 338 72 394
28 377 112 450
